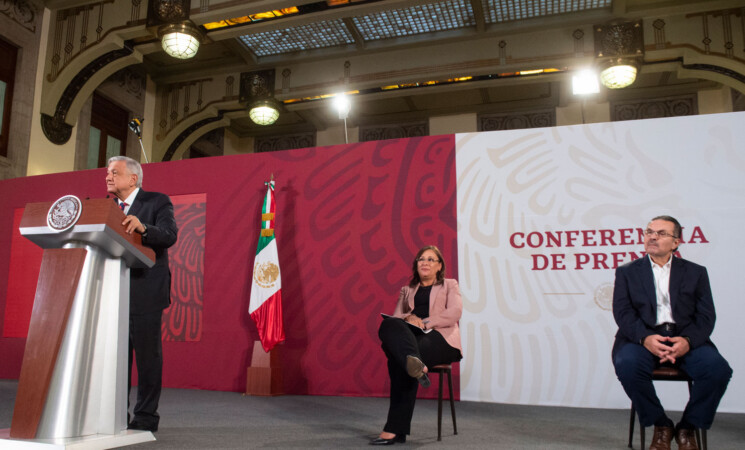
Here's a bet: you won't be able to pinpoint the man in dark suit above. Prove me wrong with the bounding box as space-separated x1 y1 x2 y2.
106 156 178 432
612 215 731 450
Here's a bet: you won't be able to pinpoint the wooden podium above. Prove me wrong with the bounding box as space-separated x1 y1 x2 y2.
0 197 157 448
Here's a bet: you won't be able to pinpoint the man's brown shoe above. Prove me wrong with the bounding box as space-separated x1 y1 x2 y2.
675 428 699 450
649 426 673 450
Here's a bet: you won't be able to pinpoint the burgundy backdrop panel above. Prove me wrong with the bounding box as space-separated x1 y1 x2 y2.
163 193 206 342
3 195 205 342
0 136 457 398
2 209 43 337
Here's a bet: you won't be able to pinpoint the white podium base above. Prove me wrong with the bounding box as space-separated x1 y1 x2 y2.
0 429 155 449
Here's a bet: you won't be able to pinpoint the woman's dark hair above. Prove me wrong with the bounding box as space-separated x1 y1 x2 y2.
409 245 446 287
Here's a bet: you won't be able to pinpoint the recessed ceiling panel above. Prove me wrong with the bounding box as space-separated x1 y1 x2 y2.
239 19 354 56
482 0 612 23
352 0 475 41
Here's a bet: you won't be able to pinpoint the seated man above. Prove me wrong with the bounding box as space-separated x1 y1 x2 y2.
612 215 732 450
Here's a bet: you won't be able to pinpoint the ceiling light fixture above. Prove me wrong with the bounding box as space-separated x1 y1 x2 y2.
594 20 644 90
599 58 638 89
159 21 202 59
249 99 281 126
240 70 280 126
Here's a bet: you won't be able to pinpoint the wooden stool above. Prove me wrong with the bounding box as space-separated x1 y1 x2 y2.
628 366 706 449
431 364 457 441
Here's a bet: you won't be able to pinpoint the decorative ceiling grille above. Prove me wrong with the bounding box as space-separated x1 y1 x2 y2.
482 0 612 23
352 0 475 41
239 19 354 56
236 0 612 56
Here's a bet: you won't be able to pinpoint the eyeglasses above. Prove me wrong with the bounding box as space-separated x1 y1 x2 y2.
644 229 678 239
416 257 440 264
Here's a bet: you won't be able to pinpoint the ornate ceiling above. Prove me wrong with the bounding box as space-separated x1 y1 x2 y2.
38 0 745 152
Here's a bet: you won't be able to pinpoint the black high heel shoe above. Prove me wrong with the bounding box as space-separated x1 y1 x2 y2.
369 434 406 445
406 355 430 387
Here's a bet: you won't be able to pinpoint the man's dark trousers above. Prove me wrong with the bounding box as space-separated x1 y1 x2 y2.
613 330 731 429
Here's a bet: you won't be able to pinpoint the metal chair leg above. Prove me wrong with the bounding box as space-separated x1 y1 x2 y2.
698 428 707 450
437 370 444 441
628 405 636 448
446 369 457 435
703 429 707 450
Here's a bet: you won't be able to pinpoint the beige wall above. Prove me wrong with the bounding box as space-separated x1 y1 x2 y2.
427 105 614 132
698 86 734 115
140 75 157 163
316 124 359 147
224 128 254 155
430 113 478 135
556 99 611 126
26 8 77 176
0 0 45 180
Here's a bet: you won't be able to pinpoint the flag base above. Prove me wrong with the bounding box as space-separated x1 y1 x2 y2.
245 341 283 396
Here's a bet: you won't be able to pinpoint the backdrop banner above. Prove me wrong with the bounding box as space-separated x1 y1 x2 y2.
456 111 745 412
1 113 742 413
0 136 458 399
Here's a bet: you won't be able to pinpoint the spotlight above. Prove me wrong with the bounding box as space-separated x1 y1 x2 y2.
572 70 600 95
333 94 351 120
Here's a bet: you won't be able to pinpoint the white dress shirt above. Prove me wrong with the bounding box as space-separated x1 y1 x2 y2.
118 188 139 215
650 254 674 325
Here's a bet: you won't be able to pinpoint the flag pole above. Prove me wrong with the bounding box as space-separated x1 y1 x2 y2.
246 176 285 396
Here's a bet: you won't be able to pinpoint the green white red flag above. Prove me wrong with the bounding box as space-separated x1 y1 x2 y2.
248 179 285 352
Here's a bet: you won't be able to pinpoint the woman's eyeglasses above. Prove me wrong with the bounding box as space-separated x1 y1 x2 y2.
416 257 440 263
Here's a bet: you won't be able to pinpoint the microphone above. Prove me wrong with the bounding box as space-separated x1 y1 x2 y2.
127 116 149 164
128 117 143 138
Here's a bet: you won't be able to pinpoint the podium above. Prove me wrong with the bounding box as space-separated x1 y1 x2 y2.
0 197 157 448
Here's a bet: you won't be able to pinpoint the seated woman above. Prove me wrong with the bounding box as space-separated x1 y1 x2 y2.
371 245 463 445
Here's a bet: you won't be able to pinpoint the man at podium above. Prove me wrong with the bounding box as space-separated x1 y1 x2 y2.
105 156 178 432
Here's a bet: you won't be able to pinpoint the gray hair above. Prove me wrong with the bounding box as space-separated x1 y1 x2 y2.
651 215 681 239
108 156 143 187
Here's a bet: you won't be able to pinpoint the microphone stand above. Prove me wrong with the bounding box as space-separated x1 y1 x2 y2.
136 137 149 164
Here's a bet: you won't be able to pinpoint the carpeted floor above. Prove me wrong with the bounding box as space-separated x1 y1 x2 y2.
1 380 743 449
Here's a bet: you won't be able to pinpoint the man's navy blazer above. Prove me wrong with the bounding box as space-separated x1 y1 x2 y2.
125 189 178 315
612 255 717 358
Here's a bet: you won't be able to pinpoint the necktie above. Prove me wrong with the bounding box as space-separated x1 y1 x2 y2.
119 201 127 211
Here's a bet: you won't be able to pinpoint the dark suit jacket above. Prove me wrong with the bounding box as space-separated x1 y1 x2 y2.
126 189 179 315
612 256 716 358
391 278 462 351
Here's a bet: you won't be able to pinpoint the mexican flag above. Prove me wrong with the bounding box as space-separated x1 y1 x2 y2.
248 179 285 352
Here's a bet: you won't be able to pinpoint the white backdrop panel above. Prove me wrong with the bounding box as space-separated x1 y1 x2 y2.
456 112 745 412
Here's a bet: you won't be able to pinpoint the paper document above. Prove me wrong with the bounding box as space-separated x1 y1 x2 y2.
380 313 432 334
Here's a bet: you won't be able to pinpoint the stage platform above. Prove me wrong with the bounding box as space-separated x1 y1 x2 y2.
1 380 742 449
